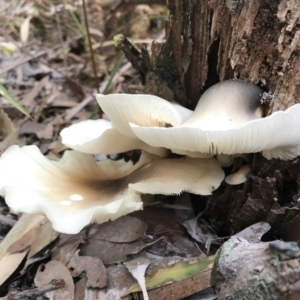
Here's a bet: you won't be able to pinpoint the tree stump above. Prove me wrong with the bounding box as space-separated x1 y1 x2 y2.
141 0 300 241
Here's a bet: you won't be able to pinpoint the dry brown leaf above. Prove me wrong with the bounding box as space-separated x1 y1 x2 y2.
8 229 38 253
28 218 59 258
123 253 150 300
74 276 87 300
133 208 203 258
19 121 47 135
88 216 148 243
64 96 94 122
8 214 56 256
0 214 45 285
68 250 107 288
80 238 159 265
0 252 28 286
52 232 86 266
106 265 136 299
0 108 17 154
74 277 106 300
35 260 75 300
36 122 54 139
22 76 50 108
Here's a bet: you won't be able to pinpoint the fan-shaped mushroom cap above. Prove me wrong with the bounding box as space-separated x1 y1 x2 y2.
129 156 224 195
216 154 234 167
60 119 168 157
0 145 153 234
171 149 214 158
96 94 192 138
0 146 224 234
184 80 263 130
130 81 300 160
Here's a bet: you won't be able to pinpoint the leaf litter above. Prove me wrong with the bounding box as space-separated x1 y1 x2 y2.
0 1 218 299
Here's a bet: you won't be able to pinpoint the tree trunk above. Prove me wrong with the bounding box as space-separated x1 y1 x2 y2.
143 0 300 242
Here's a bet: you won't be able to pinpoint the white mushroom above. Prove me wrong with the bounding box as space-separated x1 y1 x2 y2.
130 81 300 160
216 154 235 167
0 145 224 234
171 149 214 158
60 119 168 157
96 94 192 138
225 165 251 185
183 80 263 130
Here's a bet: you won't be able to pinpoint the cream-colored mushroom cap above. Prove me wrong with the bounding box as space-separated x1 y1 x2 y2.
225 165 251 185
60 119 168 157
184 80 263 130
0 146 224 234
0 145 154 234
130 82 300 160
96 94 192 138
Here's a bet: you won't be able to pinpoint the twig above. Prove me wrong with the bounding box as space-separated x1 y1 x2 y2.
1 279 65 300
82 0 100 93
113 34 152 85
0 36 81 76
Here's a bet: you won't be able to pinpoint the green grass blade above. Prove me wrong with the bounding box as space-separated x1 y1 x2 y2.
67 8 86 38
89 54 125 119
0 83 31 118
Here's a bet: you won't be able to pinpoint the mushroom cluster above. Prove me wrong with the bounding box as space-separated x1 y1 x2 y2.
1 80 299 234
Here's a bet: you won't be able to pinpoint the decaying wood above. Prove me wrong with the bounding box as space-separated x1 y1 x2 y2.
142 0 300 239
147 0 300 111
211 237 300 299
137 0 300 298
145 269 211 300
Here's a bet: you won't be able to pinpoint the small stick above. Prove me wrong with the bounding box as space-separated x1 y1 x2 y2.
82 0 100 93
1 279 65 300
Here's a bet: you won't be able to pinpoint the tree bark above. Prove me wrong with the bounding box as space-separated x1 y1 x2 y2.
143 0 300 243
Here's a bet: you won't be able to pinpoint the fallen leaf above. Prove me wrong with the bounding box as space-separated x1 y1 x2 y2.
183 216 223 251
88 216 148 243
52 232 86 266
0 108 17 154
106 265 136 299
0 82 31 118
74 276 87 300
8 229 38 253
68 250 107 288
36 122 54 139
80 238 159 265
28 218 59 257
133 208 202 258
21 76 50 108
123 255 215 296
123 253 150 300
0 214 45 285
34 260 75 300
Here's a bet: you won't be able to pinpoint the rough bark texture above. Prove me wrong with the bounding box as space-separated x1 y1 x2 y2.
147 0 300 111
138 1 300 297
143 0 300 242
211 237 300 299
